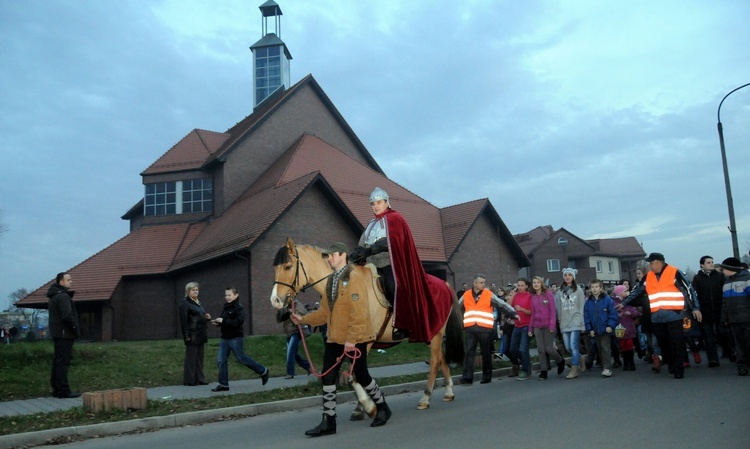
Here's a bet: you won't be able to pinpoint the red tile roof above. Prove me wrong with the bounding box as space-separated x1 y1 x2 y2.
440 199 488 256
142 129 230 175
586 237 646 258
18 223 206 307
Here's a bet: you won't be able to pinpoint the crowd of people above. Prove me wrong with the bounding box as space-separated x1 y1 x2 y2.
470 252 750 383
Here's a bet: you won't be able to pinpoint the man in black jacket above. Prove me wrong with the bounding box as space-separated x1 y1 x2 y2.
692 256 733 367
47 272 81 398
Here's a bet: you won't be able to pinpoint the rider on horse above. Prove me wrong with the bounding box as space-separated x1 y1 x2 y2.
350 187 435 342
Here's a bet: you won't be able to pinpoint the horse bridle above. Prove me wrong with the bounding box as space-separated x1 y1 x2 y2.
273 247 332 302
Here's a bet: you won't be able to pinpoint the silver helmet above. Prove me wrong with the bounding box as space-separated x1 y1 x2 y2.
369 187 389 203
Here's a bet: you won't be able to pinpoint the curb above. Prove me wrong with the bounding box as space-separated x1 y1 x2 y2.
0 363 538 449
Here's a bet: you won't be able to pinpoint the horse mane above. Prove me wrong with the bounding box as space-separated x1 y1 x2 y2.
273 246 290 266
273 243 326 267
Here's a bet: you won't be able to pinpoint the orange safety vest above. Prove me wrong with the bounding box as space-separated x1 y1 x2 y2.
645 265 685 312
462 289 494 329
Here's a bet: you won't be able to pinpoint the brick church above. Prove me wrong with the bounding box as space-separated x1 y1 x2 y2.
19 1 529 341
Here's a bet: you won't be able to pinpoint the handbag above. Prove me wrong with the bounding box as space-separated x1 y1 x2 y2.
614 323 626 339
301 324 312 338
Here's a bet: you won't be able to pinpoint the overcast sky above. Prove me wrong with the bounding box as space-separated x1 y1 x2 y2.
1 0 749 304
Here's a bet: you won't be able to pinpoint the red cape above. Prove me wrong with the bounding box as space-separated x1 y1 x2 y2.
384 209 452 342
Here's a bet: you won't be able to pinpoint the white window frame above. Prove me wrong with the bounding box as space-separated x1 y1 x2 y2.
547 259 561 272
596 260 602 273
608 261 614 273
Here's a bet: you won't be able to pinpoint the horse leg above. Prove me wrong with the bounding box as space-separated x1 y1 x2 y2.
441 349 455 403
417 332 443 410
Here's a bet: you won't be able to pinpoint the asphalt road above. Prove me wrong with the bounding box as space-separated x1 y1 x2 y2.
49 364 748 449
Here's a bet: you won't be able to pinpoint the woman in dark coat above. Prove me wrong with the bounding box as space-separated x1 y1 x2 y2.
179 281 211 385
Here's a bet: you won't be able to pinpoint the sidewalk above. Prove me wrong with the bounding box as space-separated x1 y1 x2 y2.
0 361 436 418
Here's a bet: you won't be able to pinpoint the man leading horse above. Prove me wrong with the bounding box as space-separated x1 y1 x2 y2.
292 242 392 437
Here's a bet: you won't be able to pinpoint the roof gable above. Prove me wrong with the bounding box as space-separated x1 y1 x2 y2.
586 237 646 258
142 129 230 175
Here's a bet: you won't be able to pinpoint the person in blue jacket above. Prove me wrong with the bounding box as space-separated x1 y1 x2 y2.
584 279 619 377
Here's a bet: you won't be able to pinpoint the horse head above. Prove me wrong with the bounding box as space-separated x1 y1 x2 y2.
270 238 300 310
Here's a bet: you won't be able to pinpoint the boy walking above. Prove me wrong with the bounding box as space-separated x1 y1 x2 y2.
584 279 619 377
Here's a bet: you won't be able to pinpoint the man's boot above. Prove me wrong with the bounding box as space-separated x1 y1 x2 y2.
305 414 337 437
508 364 519 377
370 401 392 427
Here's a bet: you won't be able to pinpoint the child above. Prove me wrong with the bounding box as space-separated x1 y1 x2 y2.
613 285 640 371
528 276 566 379
555 268 586 379
584 279 619 377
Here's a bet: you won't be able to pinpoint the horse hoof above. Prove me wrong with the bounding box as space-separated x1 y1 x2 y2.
417 403 429 410
443 395 455 402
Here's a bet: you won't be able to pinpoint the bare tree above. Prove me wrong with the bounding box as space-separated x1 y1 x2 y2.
5 289 46 334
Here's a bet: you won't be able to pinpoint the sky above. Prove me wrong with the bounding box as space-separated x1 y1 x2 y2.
1 0 749 306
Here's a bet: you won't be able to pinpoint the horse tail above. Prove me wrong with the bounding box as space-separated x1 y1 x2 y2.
443 285 465 365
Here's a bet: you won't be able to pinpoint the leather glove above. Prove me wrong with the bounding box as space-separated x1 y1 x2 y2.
350 246 371 264
369 238 388 255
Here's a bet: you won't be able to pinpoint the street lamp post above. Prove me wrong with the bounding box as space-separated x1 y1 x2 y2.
716 82 750 259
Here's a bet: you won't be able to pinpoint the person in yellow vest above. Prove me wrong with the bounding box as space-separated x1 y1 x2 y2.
618 253 702 379
459 274 517 384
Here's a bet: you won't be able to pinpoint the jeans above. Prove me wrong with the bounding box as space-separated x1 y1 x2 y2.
562 330 581 366
286 333 311 376
217 337 266 386
510 326 530 373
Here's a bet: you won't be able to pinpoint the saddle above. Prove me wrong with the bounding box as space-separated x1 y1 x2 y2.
364 263 391 309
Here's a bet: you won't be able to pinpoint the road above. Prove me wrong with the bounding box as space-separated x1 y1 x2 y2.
52 364 747 449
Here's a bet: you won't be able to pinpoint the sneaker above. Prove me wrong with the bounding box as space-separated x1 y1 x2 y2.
652 355 662 373
261 368 269 385
692 352 702 364
602 369 612 377
538 370 548 380
516 371 529 381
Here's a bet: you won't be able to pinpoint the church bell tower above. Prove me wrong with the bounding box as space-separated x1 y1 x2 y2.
250 1 292 108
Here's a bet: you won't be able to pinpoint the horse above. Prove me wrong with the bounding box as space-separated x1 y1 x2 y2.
269 237 465 412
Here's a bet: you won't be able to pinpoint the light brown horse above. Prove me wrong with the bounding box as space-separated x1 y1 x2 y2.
269 238 464 411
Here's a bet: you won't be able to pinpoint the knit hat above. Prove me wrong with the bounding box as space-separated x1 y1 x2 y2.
561 268 577 279
613 285 627 298
720 257 743 272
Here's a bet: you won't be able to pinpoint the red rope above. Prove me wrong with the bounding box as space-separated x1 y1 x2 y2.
292 301 359 380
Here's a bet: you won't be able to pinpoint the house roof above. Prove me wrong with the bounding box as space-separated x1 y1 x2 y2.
17 223 206 307
172 134 447 269
142 129 230 175
440 199 529 267
586 237 646 259
515 225 645 260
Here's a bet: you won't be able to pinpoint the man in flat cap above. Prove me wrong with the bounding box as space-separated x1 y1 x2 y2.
719 257 750 376
618 252 701 379
293 242 391 437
